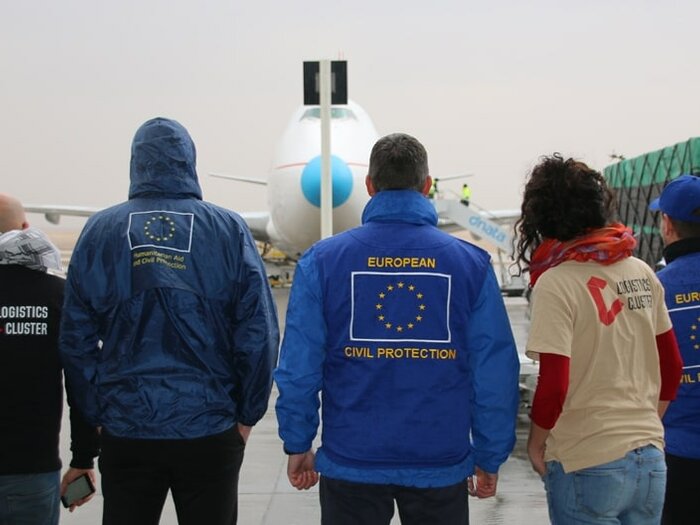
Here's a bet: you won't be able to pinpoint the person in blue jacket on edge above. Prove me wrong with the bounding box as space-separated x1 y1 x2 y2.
59 117 279 525
649 174 700 525
275 132 520 525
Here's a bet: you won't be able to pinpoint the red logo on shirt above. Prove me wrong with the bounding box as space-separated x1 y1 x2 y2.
587 276 623 326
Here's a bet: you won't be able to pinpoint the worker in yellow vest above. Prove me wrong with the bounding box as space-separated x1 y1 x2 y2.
461 183 472 206
428 179 438 199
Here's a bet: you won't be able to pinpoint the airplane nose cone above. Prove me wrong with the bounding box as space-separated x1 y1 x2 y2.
301 155 354 208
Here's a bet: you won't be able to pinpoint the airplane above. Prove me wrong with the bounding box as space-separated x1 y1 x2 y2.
210 100 379 258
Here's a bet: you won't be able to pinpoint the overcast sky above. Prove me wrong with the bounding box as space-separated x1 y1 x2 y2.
2 0 699 229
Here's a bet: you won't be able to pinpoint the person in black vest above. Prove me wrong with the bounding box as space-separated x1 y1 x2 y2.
0 193 99 524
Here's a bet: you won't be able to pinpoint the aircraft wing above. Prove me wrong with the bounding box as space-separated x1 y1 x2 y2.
206 174 271 244
209 173 268 185
239 211 270 243
24 204 272 245
23 204 101 225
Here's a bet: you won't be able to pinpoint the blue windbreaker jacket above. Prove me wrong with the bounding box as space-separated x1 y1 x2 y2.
60 118 279 439
658 241 700 459
275 190 519 487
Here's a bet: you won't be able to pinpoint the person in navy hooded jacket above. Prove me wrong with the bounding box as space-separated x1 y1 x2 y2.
59 117 279 525
275 133 520 524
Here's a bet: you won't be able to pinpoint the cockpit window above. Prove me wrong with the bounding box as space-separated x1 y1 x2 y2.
301 108 356 121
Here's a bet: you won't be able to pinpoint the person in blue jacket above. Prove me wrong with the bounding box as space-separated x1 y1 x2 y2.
59 117 279 525
649 174 700 525
275 133 520 524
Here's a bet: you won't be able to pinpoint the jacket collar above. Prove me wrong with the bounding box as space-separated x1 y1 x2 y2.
663 237 700 264
361 190 438 226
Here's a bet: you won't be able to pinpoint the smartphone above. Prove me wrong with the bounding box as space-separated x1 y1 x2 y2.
61 474 96 508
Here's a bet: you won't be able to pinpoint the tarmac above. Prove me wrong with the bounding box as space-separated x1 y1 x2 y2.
58 286 549 524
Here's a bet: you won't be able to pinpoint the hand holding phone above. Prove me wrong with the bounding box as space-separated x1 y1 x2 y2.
61 472 96 509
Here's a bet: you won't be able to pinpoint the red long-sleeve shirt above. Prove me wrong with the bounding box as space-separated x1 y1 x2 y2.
530 329 682 430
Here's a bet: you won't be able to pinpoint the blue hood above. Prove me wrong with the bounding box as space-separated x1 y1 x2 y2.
128 117 202 200
361 190 438 226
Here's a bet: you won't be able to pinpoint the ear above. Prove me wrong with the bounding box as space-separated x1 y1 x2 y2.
421 175 433 196
661 214 679 244
365 175 377 196
21 220 29 230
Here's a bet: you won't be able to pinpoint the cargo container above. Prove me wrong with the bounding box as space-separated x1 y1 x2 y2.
603 137 700 267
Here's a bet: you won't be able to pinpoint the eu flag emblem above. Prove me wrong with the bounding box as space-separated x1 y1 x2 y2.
350 272 451 342
127 211 194 253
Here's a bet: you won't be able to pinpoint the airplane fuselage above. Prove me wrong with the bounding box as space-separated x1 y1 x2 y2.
265 102 379 257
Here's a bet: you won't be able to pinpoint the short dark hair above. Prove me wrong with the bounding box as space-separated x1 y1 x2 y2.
515 154 617 267
367 133 428 192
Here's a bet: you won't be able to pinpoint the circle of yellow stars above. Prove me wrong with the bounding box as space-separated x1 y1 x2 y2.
144 215 176 242
692 317 699 351
375 281 426 333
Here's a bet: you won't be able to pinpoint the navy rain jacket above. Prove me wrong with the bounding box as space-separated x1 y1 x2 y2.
60 118 279 439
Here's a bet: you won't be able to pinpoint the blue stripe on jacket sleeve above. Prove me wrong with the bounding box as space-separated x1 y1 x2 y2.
467 268 520 473
232 226 280 426
274 250 326 453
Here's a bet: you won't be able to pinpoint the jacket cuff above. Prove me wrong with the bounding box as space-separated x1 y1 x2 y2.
283 444 309 455
69 456 96 470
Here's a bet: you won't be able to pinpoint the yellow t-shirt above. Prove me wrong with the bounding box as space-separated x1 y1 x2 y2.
526 258 672 473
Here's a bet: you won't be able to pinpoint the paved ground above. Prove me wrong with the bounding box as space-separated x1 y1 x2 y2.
58 288 548 524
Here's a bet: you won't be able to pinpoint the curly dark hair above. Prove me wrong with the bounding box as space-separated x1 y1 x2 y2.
514 154 617 270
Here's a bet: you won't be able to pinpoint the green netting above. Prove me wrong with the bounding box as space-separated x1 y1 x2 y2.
603 137 700 267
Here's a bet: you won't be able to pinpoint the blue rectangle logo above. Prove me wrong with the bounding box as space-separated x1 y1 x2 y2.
350 272 451 343
127 211 194 253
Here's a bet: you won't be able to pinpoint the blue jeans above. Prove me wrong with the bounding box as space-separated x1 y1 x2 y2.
0 470 60 525
544 445 666 524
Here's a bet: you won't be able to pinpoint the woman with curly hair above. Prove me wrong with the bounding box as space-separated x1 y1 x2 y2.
515 154 682 524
